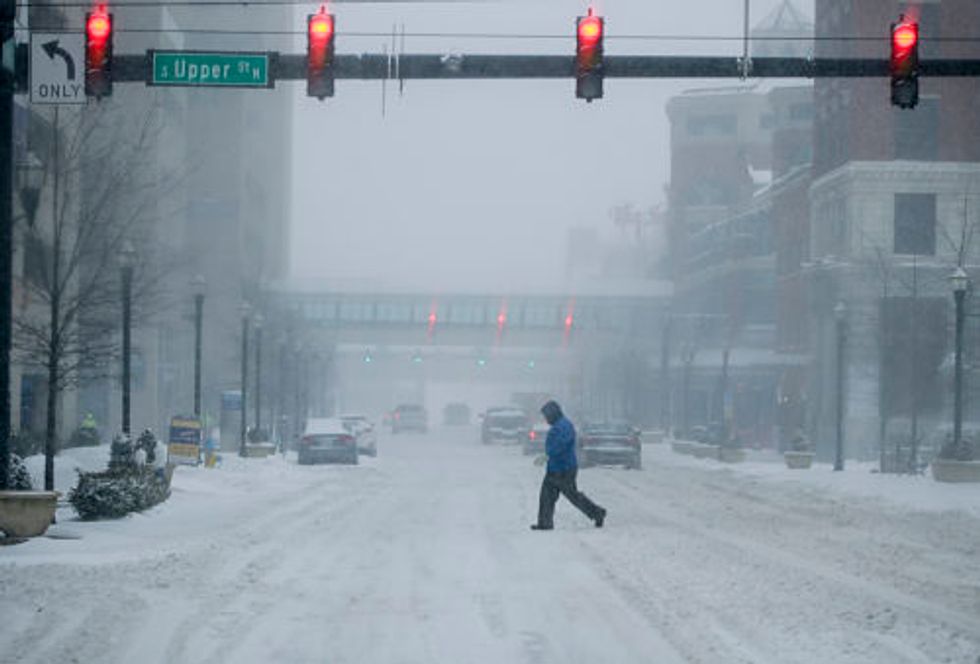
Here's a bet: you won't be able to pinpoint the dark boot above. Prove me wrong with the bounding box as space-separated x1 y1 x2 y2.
594 507 607 528
530 524 554 531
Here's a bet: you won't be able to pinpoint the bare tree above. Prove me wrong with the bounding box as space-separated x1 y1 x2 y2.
13 104 177 490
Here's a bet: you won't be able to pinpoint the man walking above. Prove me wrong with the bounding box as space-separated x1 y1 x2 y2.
531 400 607 531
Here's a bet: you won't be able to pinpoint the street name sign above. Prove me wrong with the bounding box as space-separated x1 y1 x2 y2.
30 33 85 105
150 51 273 88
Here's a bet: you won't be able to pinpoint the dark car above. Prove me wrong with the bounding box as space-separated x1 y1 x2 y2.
579 421 642 469
481 408 528 445
392 404 428 434
298 418 359 465
521 423 549 456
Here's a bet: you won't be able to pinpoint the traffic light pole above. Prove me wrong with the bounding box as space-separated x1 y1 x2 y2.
106 53 980 84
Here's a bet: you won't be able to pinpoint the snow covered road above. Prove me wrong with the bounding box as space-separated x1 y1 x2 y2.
3 430 980 663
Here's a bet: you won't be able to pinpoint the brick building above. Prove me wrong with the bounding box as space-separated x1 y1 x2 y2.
804 0 980 465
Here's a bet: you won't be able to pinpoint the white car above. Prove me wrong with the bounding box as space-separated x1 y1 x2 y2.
339 414 378 457
298 418 358 465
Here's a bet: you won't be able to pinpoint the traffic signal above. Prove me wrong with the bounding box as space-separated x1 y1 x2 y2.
85 5 113 98
890 16 919 109
576 8 604 102
307 7 335 99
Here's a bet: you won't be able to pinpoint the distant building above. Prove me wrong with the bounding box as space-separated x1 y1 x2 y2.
665 83 813 446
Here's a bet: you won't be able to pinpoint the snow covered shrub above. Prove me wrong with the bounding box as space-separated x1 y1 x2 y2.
108 433 135 472
938 430 977 462
68 467 171 520
789 429 813 453
8 454 34 490
136 429 158 465
9 430 44 457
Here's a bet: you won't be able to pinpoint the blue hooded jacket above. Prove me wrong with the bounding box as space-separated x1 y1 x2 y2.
545 416 577 473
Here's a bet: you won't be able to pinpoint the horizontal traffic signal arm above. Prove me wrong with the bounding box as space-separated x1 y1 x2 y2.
95 53 980 84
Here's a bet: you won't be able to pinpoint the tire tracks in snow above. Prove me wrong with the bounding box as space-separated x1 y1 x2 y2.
578 461 980 663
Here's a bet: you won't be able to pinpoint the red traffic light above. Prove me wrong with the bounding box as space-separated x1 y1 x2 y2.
575 8 604 101
578 13 602 45
87 7 111 42
307 7 336 99
309 10 334 43
892 22 918 51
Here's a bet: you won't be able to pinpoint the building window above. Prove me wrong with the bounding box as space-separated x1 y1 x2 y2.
895 96 938 161
894 193 937 256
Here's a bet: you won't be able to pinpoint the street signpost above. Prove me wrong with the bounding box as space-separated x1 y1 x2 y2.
30 33 85 104
149 51 273 88
168 415 202 466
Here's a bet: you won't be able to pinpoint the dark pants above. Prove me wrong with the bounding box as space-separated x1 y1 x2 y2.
537 469 603 527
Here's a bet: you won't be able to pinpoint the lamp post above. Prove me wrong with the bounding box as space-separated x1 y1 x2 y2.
191 275 205 418
682 343 696 437
253 312 264 434
834 301 847 471
239 301 251 457
950 267 969 457
119 241 137 437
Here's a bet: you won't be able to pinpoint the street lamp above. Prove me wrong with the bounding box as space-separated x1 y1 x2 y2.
834 301 847 471
253 312 264 434
119 240 137 437
190 275 206 418
239 301 251 457
681 343 696 437
950 267 969 458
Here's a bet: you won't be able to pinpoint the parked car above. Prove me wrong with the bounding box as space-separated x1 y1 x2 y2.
522 423 550 456
578 420 642 469
392 404 428 434
339 414 377 457
298 418 359 465
443 402 471 426
481 407 528 445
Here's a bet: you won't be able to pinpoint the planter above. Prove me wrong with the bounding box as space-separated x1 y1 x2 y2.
0 491 59 537
671 441 695 455
692 443 721 459
718 448 746 463
931 458 980 483
784 451 815 469
244 443 276 458
641 430 664 445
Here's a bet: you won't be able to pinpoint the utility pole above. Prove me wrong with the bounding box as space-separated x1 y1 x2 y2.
0 0 13 490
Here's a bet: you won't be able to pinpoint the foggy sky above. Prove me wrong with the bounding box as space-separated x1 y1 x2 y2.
290 0 801 290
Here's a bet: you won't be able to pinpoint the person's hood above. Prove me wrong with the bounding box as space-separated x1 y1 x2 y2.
541 400 563 426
